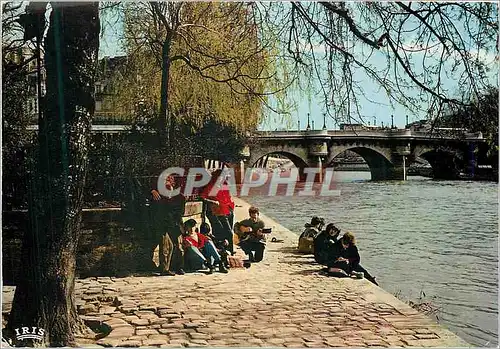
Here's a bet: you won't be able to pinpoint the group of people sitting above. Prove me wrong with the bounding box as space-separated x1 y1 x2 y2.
298 216 378 285
149 167 376 284
182 218 229 274
181 205 267 274
149 168 268 276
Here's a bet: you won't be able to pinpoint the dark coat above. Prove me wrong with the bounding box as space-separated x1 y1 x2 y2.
313 231 340 265
328 242 360 273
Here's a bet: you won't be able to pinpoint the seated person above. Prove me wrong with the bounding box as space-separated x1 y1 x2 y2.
234 206 266 262
327 231 360 274
298 216 325 253
326 231 378 286
199 221 230 269
182 219 228 274
314 223 341 265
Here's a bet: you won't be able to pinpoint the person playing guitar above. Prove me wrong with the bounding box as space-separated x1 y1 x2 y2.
234 206 266 262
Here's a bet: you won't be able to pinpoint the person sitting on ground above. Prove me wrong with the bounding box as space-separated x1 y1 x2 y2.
234 206 266 263
298 216 325 253
314 223 341 265
327 231 360 274
182 219 228 274
199 221 230 269
325 231 378 285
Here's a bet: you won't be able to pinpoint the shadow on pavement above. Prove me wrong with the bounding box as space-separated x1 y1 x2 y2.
289 268 323 276
272 246 303 254
280 259 317 265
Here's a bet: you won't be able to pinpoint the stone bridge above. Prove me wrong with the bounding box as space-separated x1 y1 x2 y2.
26 125 486 181
243 129 486 181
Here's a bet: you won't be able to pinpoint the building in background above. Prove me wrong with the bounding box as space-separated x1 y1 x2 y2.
4 46 46 122
94 55 129 122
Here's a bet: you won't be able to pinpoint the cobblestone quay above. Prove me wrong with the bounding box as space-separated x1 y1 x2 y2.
2 198 469 347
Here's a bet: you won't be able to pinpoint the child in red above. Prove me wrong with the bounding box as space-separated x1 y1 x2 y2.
183 219 228 274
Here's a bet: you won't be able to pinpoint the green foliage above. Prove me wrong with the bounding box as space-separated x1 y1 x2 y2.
84 115 243 207
86 3 265 189
438 86 499 163
178 118 247 163
115 2 286 131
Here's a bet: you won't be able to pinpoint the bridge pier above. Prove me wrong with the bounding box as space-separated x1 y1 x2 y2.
465 142 479 178
311 156 324 183
381 144 412 181
370 165 402 181
308 141 329 183
233 160 245 185
298 157 324 183
318 156 323 183
368 152 409 181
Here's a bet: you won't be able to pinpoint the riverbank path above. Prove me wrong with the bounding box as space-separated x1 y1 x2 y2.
2 198 469 347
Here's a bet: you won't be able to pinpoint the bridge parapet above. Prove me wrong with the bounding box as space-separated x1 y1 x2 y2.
253 129 484 141
25 125 484 142
305 129 329 137
254 129 330 140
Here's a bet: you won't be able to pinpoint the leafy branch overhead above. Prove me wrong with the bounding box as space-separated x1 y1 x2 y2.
255 2 498 122
103 2 497 126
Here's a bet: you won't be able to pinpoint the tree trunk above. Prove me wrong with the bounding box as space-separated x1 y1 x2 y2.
7 3 100 347
158 33 173 148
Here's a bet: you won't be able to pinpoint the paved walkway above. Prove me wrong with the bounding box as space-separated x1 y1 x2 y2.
2 198 469 347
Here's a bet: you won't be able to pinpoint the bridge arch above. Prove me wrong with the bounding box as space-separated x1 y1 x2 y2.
326 144 395 181
247 150 309 170
413 145 464 179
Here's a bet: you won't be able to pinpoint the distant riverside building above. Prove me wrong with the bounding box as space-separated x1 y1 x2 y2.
406 119 471 135
406 119 432 131
5 46 46 121
8 50 129 124
94 55 129 122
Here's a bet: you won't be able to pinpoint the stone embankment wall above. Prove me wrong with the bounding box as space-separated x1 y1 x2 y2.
2 202 204 284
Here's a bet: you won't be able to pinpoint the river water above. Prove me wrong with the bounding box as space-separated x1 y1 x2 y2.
245 172 498 347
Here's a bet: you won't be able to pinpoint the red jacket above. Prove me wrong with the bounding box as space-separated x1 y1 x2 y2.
200 184 234 216
184 232 208 249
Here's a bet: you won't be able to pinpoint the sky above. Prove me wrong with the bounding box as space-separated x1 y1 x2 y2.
99 25 418 131
98 4 497 132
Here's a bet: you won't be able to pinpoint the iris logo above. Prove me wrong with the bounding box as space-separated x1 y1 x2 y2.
14 327 45 341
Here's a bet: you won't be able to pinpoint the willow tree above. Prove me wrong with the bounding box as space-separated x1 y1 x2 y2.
115 2 289 148
7 2 100 346
254 2 498 124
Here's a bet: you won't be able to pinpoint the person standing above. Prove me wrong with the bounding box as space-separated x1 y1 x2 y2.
150 174 185 276
200 169 235 255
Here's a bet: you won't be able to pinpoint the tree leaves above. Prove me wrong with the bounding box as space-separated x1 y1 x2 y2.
115 2 279 133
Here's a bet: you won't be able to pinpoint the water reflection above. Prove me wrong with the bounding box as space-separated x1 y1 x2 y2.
246 171 498 347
